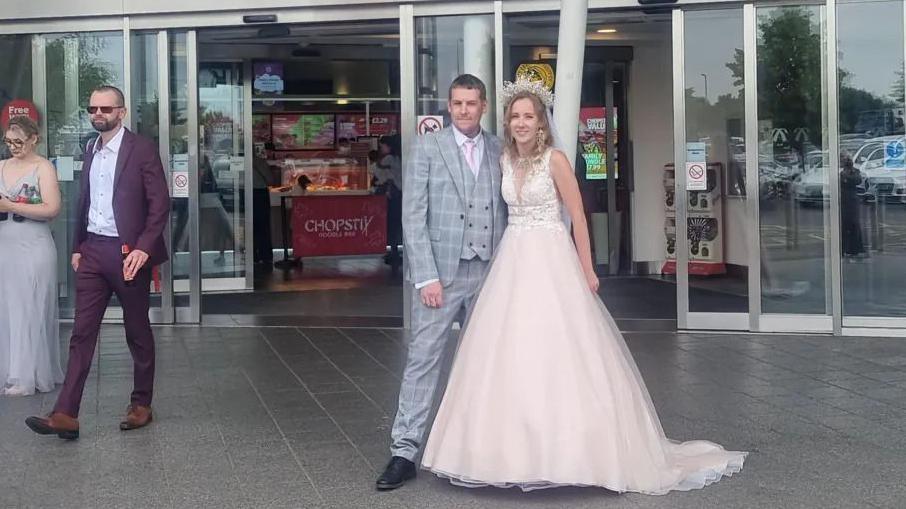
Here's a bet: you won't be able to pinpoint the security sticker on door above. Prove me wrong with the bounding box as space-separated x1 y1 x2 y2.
686 162 707 191
884 139 905 169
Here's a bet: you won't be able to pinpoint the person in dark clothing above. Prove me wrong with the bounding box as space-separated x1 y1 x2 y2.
376 135 403 269
840 152 865 257
252 143 277 266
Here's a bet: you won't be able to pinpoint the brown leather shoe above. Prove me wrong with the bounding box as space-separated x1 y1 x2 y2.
25 413 80 440
120 405 153 431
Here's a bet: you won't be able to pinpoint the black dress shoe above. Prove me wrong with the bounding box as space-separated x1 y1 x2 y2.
376 456 416 491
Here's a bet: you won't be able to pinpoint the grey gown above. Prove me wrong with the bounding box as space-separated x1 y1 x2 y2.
0 163 63 396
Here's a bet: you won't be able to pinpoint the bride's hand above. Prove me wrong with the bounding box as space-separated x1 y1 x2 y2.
585 270 600 293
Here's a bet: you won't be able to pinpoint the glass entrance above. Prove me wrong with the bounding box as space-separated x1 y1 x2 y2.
129 30 193 322
835 0 906 325
678 8 750 329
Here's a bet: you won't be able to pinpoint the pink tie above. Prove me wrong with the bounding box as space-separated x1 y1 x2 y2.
463 139 477 177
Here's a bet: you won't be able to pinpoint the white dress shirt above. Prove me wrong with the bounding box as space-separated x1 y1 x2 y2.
415 127 485 290
87 126 124 237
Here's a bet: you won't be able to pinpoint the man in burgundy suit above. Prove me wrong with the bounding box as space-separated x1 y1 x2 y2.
26 85 169 440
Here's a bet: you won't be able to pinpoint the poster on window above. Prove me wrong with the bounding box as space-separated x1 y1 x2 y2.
206 118 234 153
253 62 284 95
579 107 618 180
292 195 388 257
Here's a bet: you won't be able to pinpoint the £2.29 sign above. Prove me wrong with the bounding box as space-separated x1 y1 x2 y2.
292 195 388 257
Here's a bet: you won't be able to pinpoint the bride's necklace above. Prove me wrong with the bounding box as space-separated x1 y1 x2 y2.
512 150 545 174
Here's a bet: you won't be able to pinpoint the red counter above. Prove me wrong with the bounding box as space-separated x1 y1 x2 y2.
291 194 387 257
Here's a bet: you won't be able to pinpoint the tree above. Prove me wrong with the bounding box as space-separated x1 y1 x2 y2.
44 35 116 157
756 7 824 152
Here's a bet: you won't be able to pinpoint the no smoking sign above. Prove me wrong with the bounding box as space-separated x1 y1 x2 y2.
686 162 707 191
172 170 189 198
417 115 444 135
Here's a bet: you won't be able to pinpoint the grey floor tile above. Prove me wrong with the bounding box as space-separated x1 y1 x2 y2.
4 325 906 508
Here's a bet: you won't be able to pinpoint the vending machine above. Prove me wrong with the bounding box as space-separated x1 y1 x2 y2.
662 163 726 275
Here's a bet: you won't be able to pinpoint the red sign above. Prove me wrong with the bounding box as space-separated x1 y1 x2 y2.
292 195 387 257
1 99 39 129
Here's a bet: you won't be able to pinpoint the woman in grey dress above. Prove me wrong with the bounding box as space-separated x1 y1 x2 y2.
0 116 63 396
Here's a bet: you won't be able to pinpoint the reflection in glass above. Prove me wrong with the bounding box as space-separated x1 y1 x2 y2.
197 61 245 284
837 0 906 317
44 32 124 317
683 9 748 313
0 35 34 162
169 33 190 289
129 32 163 304
130 33 160 144
416 15 496 130
757 6 829 314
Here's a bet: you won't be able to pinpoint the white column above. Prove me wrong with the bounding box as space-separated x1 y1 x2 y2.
463 16 495 130
553 0 588 168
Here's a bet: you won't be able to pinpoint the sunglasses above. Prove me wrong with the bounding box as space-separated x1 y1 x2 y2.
86 106 123 114
2 138 25 148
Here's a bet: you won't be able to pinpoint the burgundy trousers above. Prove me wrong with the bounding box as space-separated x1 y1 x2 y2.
54 233 155 418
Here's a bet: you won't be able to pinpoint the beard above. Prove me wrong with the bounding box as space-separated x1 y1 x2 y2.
92 118 118 132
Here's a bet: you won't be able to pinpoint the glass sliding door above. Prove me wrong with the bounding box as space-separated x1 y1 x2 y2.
197 60 248 291
756 5 832 326
835 0 906 323
129 30 193 322
681 8 749 328
43 31 125 319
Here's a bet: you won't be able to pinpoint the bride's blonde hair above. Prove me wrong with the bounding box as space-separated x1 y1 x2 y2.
503 91 554 160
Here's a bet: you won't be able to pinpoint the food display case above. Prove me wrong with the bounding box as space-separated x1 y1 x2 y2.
277 157 371 193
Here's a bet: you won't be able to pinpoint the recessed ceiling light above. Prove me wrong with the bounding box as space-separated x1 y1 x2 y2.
597 28 617 34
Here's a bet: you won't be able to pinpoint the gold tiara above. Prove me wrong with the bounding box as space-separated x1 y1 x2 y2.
500 76 555 109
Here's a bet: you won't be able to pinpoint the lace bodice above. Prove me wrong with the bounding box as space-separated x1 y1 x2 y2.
501 149 564 231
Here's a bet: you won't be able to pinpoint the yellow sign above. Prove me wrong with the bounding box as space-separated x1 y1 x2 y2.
515 63 555 91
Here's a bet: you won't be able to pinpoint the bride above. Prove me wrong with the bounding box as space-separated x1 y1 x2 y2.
420 79 746 495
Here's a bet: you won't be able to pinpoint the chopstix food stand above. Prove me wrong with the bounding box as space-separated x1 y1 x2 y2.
254 111 397 263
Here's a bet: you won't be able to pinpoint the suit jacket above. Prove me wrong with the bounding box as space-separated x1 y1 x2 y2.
402 126 507 287
73 128 170 267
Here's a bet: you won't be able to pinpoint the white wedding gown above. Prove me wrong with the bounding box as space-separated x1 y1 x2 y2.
420 149 746 495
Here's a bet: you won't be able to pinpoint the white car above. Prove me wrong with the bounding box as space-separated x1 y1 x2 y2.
792 167 829 206
852 136 906 203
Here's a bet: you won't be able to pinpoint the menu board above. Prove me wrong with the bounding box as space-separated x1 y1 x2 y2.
272 114 336 150
337 114 367 139
369 114 398 136
252 114 271 143
335 113 398 138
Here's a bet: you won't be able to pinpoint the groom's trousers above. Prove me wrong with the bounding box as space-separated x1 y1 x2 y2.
391 258 489 461
54 234 156 419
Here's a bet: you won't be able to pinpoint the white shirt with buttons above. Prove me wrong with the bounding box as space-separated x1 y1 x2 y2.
87 126 124 238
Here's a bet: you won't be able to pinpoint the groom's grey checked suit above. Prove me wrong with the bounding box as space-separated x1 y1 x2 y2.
391 125 507 461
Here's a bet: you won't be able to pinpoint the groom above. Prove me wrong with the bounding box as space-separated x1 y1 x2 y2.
376 74 507 490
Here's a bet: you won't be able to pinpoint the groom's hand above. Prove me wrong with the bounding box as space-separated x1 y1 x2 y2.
420 282 444 308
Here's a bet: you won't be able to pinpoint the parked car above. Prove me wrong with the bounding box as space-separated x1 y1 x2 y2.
852 136 906 203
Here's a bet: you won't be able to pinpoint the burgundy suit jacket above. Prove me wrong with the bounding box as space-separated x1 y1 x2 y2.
73 128 170 267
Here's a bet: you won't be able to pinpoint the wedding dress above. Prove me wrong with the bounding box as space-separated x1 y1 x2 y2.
420 149 746 495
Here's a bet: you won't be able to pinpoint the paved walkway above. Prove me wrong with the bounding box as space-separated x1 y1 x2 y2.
2 325 905 508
